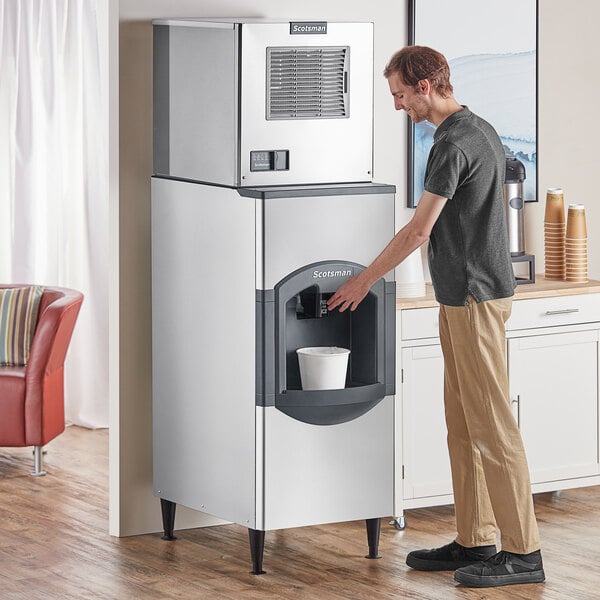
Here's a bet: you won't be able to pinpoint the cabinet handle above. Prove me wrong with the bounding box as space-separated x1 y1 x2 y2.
511 395 520 424
544 308 580 316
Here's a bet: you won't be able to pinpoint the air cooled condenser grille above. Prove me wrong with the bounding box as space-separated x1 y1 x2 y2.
266 46 349 120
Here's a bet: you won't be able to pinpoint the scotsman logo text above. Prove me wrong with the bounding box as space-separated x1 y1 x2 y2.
290 22 328 34
312 269 352 279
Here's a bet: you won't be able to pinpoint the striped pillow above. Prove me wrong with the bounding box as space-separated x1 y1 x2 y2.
0 286 44 366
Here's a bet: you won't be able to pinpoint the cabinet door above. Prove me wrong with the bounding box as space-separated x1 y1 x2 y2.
508 330 599 485
402 345 453 499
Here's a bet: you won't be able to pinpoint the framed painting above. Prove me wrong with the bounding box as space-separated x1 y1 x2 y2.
407 0 538 207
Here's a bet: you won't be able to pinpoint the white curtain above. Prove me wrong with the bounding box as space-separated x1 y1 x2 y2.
0 0 108 428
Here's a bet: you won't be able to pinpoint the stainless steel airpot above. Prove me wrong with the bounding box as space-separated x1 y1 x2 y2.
504 156 526 256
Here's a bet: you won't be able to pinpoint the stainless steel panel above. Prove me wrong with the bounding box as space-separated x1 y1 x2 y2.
262 397 394 530
240 22 373 186
255 198 264 291
165 25 239 185
153 19 236 29
151 178 257 527
261 190 395 289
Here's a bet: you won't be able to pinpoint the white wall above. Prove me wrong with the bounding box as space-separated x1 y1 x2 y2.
111 0 600 535
532 2 600 278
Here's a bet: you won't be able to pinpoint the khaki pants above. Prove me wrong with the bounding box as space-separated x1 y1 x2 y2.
439 296 540 554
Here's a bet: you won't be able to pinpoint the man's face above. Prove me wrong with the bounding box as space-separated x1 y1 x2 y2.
387 72 430 123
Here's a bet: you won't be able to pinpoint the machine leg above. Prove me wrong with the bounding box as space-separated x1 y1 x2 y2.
248 528 266 575
31 446 47 477
365 518 382 559
160 498 177 540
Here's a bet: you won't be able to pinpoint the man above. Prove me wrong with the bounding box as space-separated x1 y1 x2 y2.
327 46 544 588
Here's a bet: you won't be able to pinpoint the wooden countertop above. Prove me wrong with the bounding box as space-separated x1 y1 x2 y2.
396 277 600 310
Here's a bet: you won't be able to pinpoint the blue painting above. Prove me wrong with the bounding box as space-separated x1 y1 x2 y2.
409 0 537 206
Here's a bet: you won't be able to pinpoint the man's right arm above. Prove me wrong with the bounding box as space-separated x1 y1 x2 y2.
327 191 447 312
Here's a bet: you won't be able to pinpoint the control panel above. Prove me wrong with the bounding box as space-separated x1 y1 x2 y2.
250 150 289 172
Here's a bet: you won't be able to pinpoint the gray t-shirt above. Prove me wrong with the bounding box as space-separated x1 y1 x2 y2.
424 107 516 306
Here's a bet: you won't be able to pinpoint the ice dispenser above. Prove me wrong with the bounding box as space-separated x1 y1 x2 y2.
256 261 395 425
151 17 396 575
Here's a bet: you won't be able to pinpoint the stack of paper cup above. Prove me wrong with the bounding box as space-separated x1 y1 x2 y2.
544 188 566 280
565 204 588 283
396 247 426 298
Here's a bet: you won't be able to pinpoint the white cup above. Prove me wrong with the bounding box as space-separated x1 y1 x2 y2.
296 347 350 391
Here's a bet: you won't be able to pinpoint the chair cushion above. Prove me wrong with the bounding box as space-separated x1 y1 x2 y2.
0 286 44 366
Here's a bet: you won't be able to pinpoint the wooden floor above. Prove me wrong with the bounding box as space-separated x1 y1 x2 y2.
1 427 599 600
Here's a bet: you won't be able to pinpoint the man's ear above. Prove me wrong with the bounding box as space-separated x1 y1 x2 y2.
417 79 431 95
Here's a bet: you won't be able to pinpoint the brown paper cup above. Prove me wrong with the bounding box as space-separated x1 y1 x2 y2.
566 261 588 267
566 262 588 269
566 259 588 266
544 188 565 223
566 204 587 238
544 221 565 227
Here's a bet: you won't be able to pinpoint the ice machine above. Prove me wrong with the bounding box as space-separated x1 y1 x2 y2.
152 18 373 187
151 18 396 574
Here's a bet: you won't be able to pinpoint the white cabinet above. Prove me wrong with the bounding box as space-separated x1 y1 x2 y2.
508 330 599 485
401 344 452 501
395 286 600 525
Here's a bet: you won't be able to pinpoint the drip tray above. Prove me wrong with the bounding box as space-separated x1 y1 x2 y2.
275 382 386 425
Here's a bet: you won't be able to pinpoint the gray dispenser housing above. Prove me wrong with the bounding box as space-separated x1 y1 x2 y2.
256 260 395 425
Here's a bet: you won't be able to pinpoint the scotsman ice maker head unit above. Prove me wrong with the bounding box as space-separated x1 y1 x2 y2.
153 19 374 186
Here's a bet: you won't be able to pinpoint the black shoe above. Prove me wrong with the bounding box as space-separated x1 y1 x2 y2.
406 540 497 571
454 549 545 587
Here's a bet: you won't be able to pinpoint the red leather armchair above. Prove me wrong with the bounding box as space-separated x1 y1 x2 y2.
0 285 83 475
